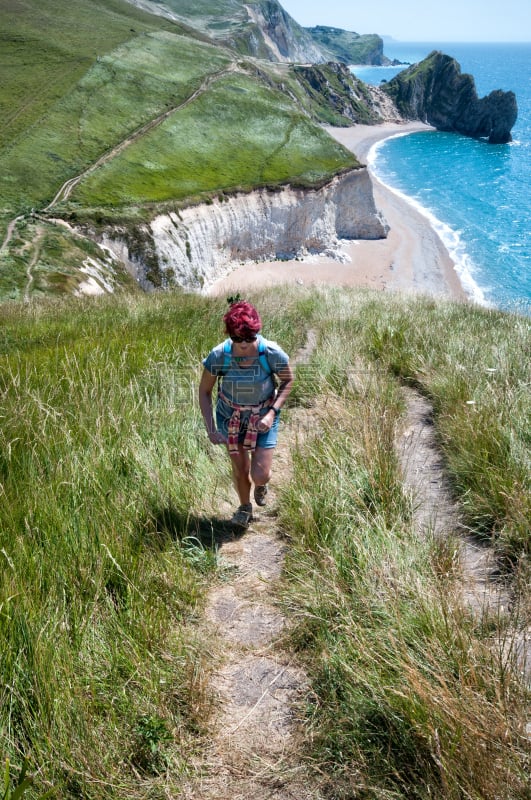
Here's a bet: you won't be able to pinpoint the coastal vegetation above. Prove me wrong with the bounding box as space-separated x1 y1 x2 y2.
0 287 528 798
67 71 358 215
290 63 381 125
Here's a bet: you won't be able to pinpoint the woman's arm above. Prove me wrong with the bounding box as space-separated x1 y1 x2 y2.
257 362 294 432
272 363 294 411
198 368 227 445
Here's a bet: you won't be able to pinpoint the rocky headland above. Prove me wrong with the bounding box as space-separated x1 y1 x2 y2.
305 25 391 65
383 50 518 143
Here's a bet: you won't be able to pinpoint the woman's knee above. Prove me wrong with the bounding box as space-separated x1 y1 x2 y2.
230 451 250 478
251 449 273 485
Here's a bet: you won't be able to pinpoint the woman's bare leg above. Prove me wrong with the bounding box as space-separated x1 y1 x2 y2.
229 446 252 506
228 446 275 508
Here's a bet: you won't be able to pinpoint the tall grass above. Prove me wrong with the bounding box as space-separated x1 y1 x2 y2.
0 289 311 797
292 288 530 566
277 294 529 797
0 292 227 797
0 286 528 797
358 296 530 565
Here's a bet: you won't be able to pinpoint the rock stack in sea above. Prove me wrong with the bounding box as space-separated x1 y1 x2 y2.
382 50 518 144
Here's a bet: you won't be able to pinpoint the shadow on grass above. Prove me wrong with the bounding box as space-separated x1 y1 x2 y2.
144 506 246 551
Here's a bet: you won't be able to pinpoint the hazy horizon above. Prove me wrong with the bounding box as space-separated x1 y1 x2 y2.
279 0 531 43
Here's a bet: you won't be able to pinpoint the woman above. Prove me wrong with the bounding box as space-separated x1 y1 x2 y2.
199 300 294 530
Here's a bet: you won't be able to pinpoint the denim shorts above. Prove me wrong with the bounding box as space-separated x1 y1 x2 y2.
216 396 280 449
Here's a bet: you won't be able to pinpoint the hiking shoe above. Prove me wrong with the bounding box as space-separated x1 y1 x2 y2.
253 484 268 507
230 504 253 530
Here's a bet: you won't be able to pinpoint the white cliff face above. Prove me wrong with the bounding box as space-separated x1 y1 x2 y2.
143 167 387 291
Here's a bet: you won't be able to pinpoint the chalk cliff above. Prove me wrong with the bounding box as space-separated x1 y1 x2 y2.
125 0 328 63
100 167 387 291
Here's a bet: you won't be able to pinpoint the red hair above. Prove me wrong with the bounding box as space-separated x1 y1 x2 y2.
223 301 262 337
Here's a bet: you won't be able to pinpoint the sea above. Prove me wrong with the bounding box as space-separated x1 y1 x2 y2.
351 42 531 316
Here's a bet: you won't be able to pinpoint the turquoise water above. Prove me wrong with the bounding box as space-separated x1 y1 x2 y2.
352 43 531 315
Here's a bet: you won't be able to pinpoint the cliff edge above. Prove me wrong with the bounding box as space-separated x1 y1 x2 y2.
100 168 388 291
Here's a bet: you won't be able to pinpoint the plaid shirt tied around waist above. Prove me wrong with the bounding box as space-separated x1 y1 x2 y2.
219 390 274 456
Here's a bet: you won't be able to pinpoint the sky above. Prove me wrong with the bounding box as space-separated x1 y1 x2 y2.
279 0 531 42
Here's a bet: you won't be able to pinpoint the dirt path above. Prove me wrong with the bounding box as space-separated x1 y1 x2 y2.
398 387 529 681
0 214 25 255
23 226 44 302
398 388 508 611
182 334 321 799
184 510 316 799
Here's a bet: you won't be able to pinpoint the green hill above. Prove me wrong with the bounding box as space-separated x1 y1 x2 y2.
0 0 366 301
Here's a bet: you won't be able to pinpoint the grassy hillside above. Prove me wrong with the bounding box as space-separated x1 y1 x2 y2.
0 288 528 798
0 32 232 216
66 71 356 217
0 0 362 301
0 0 187 151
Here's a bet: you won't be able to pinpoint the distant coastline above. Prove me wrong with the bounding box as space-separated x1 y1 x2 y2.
351 42 531 314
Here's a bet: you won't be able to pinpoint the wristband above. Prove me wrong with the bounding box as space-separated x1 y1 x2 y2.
270 406 281 417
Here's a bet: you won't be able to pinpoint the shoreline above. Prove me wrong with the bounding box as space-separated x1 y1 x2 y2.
208 122 467 302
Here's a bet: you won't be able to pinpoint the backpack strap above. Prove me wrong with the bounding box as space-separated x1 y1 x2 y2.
257 335 272 376
219 335 272 377
221 338 232 376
